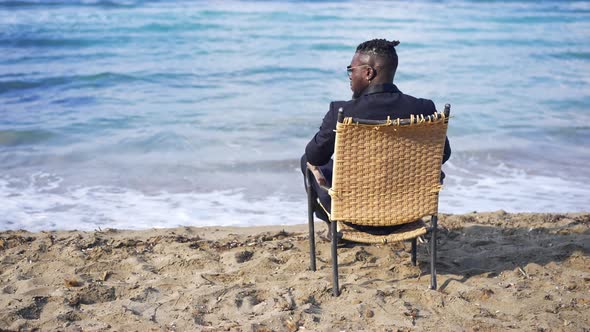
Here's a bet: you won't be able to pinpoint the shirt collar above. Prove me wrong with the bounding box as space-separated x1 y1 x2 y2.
361 83 400 96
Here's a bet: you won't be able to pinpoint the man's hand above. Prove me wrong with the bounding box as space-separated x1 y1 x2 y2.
307 162 327 186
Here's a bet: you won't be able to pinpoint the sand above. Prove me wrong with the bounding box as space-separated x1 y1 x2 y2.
1 212 589 331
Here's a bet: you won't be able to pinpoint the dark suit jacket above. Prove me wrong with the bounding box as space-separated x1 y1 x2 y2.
305 83 451 178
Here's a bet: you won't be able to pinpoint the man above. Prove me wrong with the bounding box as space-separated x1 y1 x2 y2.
301 38 451 219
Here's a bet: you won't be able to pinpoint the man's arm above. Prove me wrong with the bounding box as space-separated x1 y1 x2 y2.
423 99 451 164
443 137 451 164
305 102 340 166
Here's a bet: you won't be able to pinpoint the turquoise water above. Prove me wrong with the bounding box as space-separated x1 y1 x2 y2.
1 0 589 231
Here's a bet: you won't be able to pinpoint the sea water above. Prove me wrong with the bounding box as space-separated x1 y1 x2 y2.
1 0 589 231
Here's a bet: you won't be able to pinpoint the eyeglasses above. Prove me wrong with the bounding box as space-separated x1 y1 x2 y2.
346 64 371 78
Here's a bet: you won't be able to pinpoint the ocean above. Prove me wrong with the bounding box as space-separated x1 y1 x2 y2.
1 0 589 231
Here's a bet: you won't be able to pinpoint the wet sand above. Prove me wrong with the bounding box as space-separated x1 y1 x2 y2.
1 212 589 331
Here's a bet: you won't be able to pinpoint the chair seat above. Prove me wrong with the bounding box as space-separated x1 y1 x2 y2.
316 198 427 244
338 219 427 244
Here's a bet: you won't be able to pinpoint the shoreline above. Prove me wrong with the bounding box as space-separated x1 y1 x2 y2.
1 212 589 331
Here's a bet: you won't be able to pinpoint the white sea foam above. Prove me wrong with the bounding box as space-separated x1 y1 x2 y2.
440 161 590 214
0 173 305 232
1 165 588 232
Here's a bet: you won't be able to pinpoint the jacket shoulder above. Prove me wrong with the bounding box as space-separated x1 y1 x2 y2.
401 93 436 115
325 100 348 120
330 100 348 111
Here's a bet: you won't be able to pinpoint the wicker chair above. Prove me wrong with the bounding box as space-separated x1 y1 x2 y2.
305 104 450 296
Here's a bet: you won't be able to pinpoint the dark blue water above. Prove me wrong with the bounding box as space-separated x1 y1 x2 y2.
1 0 589 231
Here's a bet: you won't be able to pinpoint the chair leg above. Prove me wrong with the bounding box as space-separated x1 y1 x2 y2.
331 220 340 296
305 170 316 272
411 238 417 266
430 215 438 290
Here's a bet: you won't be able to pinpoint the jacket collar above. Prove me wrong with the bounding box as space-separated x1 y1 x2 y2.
361 83 400 96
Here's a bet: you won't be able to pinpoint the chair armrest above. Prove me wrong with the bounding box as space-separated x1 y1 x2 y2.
305 167 331 193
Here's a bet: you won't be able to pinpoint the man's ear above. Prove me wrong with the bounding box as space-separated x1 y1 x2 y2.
367 66 377 81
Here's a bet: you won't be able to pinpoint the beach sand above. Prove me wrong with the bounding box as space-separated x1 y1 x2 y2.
1 212 589 331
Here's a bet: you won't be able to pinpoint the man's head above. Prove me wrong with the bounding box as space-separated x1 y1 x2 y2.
348 39 399 98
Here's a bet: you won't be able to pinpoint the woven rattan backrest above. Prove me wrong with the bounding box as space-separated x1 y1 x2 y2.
329 111 449 226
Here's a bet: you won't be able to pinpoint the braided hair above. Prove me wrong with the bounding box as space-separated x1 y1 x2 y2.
356 39 399 58
356 39 399 75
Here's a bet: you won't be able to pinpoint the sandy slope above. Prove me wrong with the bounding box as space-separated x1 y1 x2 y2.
1 212 589 331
